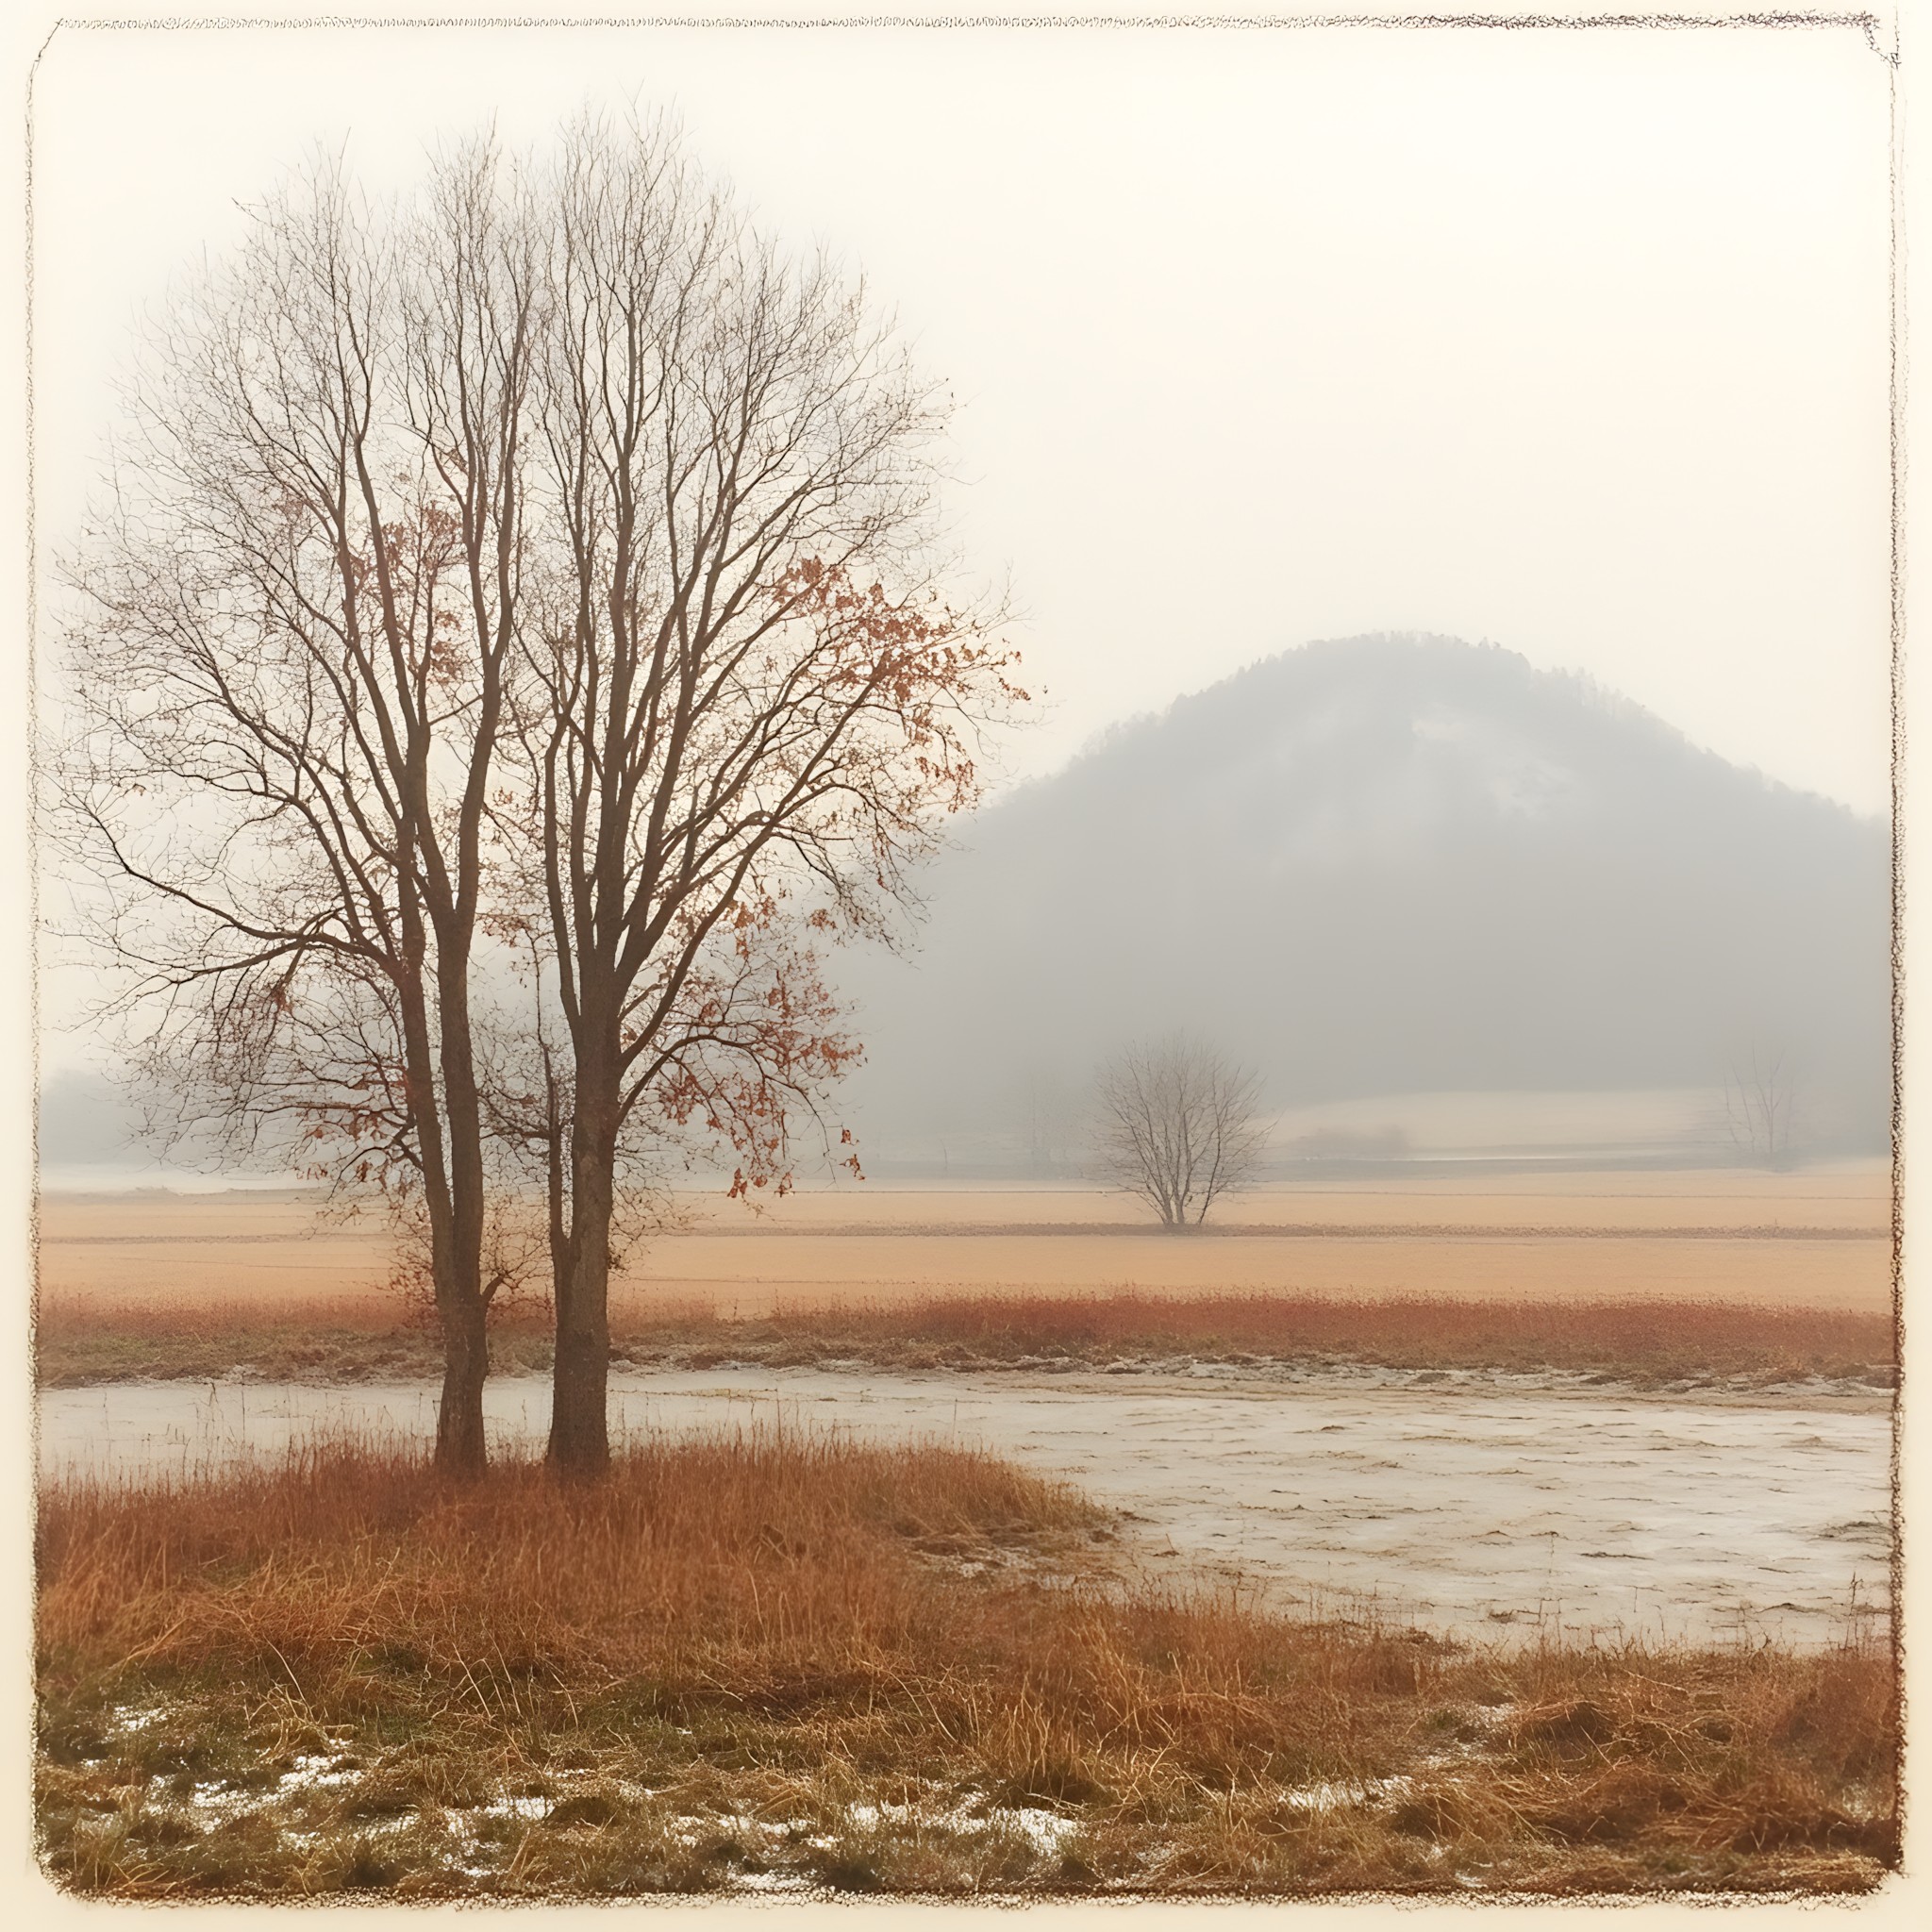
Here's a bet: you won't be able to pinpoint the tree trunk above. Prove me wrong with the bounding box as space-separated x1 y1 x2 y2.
434 1291 491 1479
549 1253 611 1476
435 970 492 1474
548 1103 614 1478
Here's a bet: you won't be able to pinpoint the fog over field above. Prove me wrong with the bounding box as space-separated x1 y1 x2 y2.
41 632 1890 1188
28 22 1890 1202
828 634 1891 1175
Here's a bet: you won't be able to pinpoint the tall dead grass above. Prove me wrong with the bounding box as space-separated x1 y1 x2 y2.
35 1290 1895 1390
40 1431 1096 1691
36 1433 1897 1897
725 1291 1894 1384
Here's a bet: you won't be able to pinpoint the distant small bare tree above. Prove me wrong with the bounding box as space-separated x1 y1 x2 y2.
1094 1036 1270 1228
1724 1042 1802 1170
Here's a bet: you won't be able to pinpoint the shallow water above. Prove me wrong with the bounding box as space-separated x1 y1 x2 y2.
38 1369 1890 1648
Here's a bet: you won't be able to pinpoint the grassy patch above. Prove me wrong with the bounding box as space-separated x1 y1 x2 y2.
38 1291 1896 1392
36 1433 1896 1898
622 1292 1895 1390
33 1295 558 1388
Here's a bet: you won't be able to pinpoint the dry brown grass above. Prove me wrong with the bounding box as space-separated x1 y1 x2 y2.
35 1288 1896 1392
34 1295 491 1388
35 1433 1896 1898
717 1291 1897 1388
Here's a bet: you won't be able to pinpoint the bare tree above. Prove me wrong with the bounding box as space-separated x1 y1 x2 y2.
513 117 1023 1474
55 140 541 1476
55 114 1023 1483
1094 1036 1270 1228
1724 1041 1802 1170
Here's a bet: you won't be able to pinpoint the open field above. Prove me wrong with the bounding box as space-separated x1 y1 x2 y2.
36 1164 1900 1897
37 1164 1895 1321
38 1162 1894 1391
35 1432 1896 1899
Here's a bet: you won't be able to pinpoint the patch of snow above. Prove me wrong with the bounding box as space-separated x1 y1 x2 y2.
475 1792 551 1823
998 1806 1081 1854
666 1809 770 1848
840 1792 1081 1855
735 1869 818 1892
275 1754 360 1792
1279 1775 1410 1814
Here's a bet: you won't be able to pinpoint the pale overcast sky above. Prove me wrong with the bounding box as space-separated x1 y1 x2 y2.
31 16 1891 831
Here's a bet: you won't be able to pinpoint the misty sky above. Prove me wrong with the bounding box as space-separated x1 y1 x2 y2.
29 16 1893 1077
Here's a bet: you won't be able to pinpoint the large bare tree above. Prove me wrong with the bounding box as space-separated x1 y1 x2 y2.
1094 1036 1270 1228
57 115 1022 1482
516 120 1022 1474
57 142 541 1475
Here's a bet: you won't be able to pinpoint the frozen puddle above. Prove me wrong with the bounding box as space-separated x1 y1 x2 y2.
38 1369 1890 1648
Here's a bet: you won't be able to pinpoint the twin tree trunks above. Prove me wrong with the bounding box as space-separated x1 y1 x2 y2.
435 1293 611 1483
431 1100 619 1481
60 119 1023 1491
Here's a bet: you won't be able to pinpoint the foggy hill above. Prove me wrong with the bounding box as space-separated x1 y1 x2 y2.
41 633 1890 1183
830 634 1891 1165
